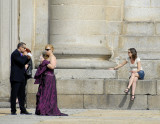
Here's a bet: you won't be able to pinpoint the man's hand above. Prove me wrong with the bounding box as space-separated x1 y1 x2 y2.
23 51 28 56
25 64 29 70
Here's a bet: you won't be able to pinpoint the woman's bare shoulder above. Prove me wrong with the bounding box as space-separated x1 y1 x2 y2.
49 55 56 61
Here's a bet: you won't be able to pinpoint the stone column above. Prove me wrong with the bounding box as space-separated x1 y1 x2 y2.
49 0 116 69
19 0 48 67
0 0 19 100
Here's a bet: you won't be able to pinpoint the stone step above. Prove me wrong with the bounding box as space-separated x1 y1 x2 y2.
0 102 20 108
27 79 157 95
32 69 117 79
105 79 157 95
56 59 117 69
54 45 111 56
26 79 159 110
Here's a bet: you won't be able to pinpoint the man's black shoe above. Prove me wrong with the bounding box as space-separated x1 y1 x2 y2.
20 111 32 115
11 112 17 115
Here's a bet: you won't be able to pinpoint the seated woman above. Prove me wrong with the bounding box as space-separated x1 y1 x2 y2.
34 46 68 116
110 48 145 101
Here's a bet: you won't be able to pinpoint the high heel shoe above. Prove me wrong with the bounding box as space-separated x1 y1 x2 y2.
124 88 130 94
131 95 136 101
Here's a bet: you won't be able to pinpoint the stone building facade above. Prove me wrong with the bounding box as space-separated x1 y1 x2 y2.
0 0 160 109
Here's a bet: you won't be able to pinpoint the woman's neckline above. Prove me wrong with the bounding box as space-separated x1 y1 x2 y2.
129 57 135 64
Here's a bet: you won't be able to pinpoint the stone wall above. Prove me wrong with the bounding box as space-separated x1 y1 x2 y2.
1 0 160 109
0 0 19 103
27 78 160 110
116 0 160 79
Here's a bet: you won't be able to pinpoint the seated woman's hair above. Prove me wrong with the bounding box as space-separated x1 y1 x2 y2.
42 51 49 59
128 48 137 60
26 48 31 53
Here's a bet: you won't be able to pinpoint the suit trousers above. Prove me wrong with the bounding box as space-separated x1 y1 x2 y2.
10 81 26 113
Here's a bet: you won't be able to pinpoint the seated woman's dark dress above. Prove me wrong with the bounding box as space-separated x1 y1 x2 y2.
34 60 67 116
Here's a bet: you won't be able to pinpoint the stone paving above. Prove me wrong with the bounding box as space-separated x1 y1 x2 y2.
0 108 160 124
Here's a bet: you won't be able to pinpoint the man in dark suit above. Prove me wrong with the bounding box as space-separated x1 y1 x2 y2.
10 42 32 115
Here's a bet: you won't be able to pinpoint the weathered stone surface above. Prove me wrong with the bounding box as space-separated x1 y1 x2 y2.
0 0 17 81
32 69 117 79
84 95 106 109
50 20 107 35
27 93 36 108
106 0 122 6
106 22 122 35
0 80 10 98
57 79 104 95
151 0 160 7
0 102 10 108
50 5 106 20
157 80 160 95
106 35 120 50
123 22 155 36
0 98 10 108
53 46 111 55
106 7 121 21
84 95 148 109
50 0 106 5
27 79 38 94
156 22 160 35
20 0 34 49
105 79 157 95
51 0 123 6
27 90 84 109
125 0 150 7
119 36 160 52
56 59 117 69
33 0 48 67
0 98 9 102
55 69 117 79
50 35 108 47
0 85 10 98
124 8 160 21
58 95 83 109
148 95 160 110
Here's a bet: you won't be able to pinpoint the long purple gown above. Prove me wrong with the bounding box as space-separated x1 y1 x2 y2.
34 60 67 116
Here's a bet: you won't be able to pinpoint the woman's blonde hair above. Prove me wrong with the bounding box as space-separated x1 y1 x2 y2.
45 44 54 52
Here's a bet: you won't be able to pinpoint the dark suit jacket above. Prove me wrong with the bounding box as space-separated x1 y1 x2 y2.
10 49 30 82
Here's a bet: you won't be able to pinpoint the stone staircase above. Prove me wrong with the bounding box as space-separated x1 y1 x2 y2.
26 69 160 110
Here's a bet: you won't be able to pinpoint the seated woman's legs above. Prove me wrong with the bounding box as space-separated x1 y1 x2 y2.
131 76 138 100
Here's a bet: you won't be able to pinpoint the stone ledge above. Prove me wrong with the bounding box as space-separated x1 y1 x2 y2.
148 95 160 110
105 79 157 95
55 69 117 79
32 69 117 79
56 59 117 69
54 45 111 55
84 95 148 110
27 79 104 95
57 79 104 95
58 95 84 109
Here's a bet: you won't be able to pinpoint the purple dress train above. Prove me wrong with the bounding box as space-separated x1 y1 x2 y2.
34 60 67 116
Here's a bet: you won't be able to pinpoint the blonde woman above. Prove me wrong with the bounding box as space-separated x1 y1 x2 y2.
110 48 145 101
34 44 68 116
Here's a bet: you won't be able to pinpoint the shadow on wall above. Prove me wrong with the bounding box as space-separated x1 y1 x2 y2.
118 95 134 109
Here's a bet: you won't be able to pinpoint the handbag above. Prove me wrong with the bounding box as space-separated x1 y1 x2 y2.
25 59 33 78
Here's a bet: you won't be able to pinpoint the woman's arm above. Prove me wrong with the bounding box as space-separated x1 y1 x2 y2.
110 60 127 70
47 56 56 69
137 61 141 72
